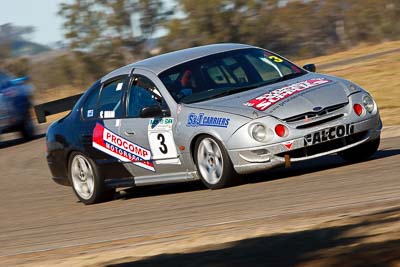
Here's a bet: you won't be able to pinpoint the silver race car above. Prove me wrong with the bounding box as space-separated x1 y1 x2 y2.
46 44 382 204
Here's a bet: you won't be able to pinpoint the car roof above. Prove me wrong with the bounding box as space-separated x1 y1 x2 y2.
101 43 254 82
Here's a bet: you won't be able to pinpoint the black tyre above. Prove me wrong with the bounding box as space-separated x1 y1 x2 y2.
194 136 237 189
68 152 113 205
338 137 380 163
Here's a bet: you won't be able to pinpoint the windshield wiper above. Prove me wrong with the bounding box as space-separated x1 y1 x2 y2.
183 73 306 104
210 84 262 98
183 84 263 103
275 72 306 83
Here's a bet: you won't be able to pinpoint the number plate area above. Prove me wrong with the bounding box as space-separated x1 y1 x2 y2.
304 124 354 146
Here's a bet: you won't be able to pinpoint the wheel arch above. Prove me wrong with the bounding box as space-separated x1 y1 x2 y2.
65 149 88 180
189 132 227 164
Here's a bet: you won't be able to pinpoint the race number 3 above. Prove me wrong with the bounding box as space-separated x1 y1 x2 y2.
148 131 177 160
157 133 168 154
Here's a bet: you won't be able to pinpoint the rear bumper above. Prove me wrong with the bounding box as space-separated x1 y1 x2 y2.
47 159 70 186
52 176 71 186
228 114 382 174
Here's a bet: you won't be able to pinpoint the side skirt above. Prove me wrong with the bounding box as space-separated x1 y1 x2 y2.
105 171 199 188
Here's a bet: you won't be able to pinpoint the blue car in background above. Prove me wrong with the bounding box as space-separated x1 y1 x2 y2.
0 70 35 140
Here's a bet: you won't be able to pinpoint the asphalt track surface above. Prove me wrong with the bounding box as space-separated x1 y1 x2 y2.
0 128 399 263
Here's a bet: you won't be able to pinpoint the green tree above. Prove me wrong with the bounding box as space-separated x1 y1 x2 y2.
161 0 400 57
59 0 169 53
58 0 106 50
136 0 170 40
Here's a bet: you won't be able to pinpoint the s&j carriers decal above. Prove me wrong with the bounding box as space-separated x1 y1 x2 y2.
245 78 331 111
187 113 230 128
92 123 155 172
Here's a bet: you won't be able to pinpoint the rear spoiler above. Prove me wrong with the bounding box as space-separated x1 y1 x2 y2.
34 93 83 123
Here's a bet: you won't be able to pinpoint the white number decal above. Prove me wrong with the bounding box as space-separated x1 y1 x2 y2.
148 118 178 160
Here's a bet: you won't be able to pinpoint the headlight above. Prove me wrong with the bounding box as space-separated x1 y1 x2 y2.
362 95 375 113
250 123 272 142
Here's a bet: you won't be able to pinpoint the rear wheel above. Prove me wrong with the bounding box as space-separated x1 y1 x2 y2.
338 137 380 163
194 136 237 189
69 152 113 204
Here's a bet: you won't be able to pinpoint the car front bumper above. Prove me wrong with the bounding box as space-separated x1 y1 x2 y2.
228 114 382 175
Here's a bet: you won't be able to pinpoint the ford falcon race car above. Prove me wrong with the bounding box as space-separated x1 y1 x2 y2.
46 44 382 204
0 70 35 140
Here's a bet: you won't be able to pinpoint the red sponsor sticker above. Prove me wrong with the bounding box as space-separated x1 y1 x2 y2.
92 123 155 172
244 78 331 111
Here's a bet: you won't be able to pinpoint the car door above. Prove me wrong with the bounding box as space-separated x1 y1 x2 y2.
119 72 183 178
81 76 127 161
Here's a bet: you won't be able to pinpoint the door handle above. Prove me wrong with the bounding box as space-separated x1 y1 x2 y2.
124 130 135 136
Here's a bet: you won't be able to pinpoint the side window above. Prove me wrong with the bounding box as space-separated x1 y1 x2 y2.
127 76 164 118
97 78 125 119
82 82 101 120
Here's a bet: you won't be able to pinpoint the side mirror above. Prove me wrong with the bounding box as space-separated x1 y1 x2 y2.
140 105 170 118
303 64 316 73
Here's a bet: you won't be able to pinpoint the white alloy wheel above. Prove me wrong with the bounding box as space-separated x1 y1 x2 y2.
195 136 237 189
197 137 224 185
70 155 95 200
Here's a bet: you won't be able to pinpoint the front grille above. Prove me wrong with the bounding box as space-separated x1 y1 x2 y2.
296 114 344 129
284 103 348 123
276 131 368 159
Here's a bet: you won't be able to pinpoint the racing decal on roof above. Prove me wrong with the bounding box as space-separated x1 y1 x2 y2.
244 78 331 111
187 113 230 128
92 123 155 172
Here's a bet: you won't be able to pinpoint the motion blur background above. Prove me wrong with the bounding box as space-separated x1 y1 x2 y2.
1 0 399 124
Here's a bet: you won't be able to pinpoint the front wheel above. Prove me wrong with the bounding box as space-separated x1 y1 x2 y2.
338 137 380 163
194 136 237 189
69 152 113 204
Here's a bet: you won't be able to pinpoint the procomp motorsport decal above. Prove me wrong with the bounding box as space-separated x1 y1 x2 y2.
187 113 230 128
244 78 331 111
92 123 155 172
304 124 354 146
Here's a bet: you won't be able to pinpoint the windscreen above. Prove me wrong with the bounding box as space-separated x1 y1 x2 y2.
159 48 305 104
